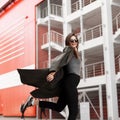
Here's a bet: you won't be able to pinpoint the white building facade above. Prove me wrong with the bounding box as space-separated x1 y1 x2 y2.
36 0 120 119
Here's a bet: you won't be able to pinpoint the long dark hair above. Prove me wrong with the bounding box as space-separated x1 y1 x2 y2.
65 33 79 58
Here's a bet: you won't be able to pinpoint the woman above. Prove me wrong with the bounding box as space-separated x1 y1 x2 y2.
18 33 81 120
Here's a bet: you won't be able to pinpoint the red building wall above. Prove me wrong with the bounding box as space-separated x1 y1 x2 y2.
0 0 40 74
0 85 36 116
0 0 44 117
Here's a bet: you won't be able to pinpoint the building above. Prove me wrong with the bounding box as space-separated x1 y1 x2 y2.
0 0 120 120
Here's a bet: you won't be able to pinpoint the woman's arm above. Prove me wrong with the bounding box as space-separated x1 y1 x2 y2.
49 46 74 72
47 47 74 82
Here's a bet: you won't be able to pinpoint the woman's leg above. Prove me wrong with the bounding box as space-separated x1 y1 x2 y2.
39 91 66 112
39 74 80 120
64 74 80 120
20 96 34 118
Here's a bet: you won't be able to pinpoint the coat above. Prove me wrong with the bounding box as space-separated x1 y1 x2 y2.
17 46 75 98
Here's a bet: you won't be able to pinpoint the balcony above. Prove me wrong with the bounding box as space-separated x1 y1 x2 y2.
71 0 96 13
84 54 120 78
40 4 63 18
113 12 120 43
85 61 104 78
41 31 64 52
41 53 120 79
112 0 120 4
83 24 102 42
39 0 97 18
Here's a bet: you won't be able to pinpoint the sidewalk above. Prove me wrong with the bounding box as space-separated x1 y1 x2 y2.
0 116 36 120
0 116 63 120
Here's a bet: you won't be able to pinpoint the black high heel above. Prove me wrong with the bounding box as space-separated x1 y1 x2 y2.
20 96 33 119
40 107 47 119
20 104 25 119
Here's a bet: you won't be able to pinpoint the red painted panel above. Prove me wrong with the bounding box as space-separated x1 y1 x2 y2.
0 0 45 117
0 85 36 116
0 0 44 74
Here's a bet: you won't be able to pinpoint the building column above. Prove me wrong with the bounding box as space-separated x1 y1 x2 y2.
62 0 72 47
101 0 118 119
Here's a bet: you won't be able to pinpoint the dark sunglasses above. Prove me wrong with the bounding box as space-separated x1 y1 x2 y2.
70 39 78 43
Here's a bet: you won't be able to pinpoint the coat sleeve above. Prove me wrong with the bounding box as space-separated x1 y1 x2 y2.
49 46 74 72
17 67 64 89
17 68 49 88
17 68 63 98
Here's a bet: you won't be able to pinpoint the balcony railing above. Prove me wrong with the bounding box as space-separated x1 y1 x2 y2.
72 0 96 13
81 12 120 42
41 60 105 78
115 54 120 73
85 61 104 78
42 30 64 47
40 0 96 18
41 4 62 18
83 24 103 41
82 0 96 7
84 54 120 78
41 7 48 18
51 4 62 17
40 54 120 78
72 1 79 13
112 12 120 34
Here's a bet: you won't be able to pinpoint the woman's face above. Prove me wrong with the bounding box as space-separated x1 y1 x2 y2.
69 36 78 48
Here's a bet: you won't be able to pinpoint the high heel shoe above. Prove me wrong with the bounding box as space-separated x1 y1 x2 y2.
20 104 25 119
20 96 33 119
40 107 47 119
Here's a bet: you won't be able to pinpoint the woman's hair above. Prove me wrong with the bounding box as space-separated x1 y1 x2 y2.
65 33 79 58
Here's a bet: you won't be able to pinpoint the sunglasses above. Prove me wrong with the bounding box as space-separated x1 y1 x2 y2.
70 39 78 43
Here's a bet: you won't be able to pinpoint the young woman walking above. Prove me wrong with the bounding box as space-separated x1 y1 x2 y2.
18 32 81 120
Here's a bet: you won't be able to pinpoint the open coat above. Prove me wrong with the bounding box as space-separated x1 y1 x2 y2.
17 46 75 98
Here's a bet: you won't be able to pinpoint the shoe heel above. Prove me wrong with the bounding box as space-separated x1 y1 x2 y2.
20 96 33 119
20 104 25 119
21 112 24 119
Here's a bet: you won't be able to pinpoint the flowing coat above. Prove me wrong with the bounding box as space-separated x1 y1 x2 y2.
17 46 74 98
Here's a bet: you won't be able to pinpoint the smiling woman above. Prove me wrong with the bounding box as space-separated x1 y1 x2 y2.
18 33 82 120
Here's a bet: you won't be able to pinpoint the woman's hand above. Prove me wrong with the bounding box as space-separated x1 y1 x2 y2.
46 72 55 82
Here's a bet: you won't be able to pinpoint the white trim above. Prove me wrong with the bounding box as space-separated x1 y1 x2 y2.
0 52 24 64
41 41 63 52
0 64 35 89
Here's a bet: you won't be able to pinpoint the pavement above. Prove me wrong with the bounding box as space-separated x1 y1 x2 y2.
0 116 63 120
0 116 36 120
